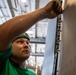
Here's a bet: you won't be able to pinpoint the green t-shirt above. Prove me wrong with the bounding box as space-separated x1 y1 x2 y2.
0 45 36 75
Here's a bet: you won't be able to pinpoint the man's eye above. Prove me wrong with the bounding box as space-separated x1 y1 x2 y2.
26 42 29 44
18 41 23 44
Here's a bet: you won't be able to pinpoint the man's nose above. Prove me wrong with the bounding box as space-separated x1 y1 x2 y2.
23 42 29 48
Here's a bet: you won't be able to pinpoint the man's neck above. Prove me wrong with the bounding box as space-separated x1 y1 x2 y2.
10 58 26 68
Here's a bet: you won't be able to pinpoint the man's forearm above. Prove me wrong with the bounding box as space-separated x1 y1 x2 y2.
0 8 46 51
3 8 45 41
0 0 62 51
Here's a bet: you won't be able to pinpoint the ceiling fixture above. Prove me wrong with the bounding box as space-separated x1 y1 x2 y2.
21 0 27 3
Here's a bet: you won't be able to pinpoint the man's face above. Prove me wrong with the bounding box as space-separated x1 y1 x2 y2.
12 38 30 61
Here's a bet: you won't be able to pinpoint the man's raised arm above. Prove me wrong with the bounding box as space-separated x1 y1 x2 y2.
0 0 62 51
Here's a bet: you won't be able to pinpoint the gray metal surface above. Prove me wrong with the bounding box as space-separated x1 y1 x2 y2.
59 0 76 75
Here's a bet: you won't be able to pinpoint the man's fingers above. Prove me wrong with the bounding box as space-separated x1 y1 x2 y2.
57 5 62 14
53 1 62 14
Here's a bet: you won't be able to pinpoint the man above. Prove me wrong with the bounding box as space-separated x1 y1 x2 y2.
0 33 36 75
0 0 62 75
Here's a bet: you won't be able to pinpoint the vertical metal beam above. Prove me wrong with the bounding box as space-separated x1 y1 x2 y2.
42 18 57 75
35 0 40 67
35 0 40 9
7 0 15 17
53 1 62 75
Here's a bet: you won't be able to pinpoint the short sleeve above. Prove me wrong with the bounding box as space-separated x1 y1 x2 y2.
0 44 12 70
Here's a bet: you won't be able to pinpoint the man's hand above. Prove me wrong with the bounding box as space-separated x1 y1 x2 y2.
44 0 62 19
